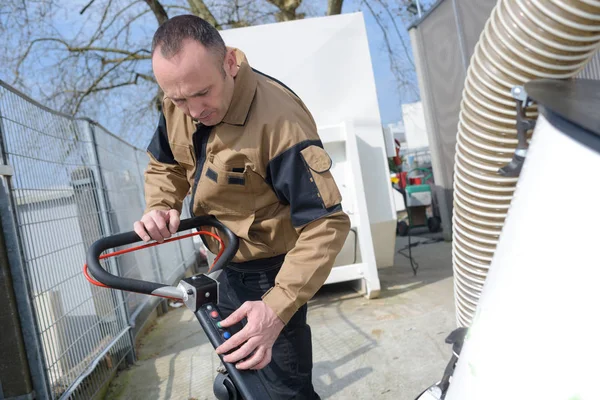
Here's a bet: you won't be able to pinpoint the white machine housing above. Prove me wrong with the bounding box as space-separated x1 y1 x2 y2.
445 80 600 400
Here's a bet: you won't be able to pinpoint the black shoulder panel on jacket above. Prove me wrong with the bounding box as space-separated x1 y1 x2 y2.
147 112 176 164
252 68 299 98
266 139 342 227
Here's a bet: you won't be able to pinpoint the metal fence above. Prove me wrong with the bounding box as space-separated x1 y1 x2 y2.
0 80 201 400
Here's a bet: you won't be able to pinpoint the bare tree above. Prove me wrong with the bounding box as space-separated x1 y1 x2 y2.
1 0 431 147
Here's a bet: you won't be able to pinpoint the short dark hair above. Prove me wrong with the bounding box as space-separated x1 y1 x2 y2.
151 14 226 64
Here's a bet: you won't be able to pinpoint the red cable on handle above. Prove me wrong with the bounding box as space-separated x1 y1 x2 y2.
84 231 224 293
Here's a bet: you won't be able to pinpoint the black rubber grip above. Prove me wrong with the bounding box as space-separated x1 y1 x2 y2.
86 216 239 295
195 304 273 399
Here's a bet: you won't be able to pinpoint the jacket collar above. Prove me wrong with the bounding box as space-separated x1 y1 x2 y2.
221 48 257 126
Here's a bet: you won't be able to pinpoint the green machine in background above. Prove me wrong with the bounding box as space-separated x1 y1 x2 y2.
396 167 442 236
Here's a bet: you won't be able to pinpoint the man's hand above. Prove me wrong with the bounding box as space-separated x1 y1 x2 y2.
133 209 180 243
215 301 285 370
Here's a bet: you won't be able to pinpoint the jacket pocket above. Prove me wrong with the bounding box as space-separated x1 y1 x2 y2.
300 145 342 209
197 157 255 214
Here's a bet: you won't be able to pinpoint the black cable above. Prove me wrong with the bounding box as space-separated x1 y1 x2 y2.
396 228 416 273
397 231 444 276
408 226 418 275
393 184 443 276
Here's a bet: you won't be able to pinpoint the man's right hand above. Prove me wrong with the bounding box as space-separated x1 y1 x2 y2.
133 209 180 243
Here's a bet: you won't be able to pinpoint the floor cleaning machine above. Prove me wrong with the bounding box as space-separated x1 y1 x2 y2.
85 216 272 400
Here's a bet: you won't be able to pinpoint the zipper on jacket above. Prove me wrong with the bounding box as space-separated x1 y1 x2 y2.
189 124 212 217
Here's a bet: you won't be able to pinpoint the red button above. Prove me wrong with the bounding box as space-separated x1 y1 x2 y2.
210 311 219 319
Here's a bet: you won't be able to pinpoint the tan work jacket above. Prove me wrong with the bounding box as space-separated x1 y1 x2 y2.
144 49 350 323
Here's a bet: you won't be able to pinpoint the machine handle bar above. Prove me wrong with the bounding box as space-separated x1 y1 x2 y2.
85 216 239 299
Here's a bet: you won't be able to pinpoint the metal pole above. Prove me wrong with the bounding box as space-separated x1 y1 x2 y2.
416 0 422 17
0 108 50 400
85 122 136 364
0 178 36 400
132 149 169 316
133 151 165 285
452 0 470 73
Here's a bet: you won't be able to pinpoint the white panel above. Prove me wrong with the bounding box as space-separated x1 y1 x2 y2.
325 264 366 285
402 101 430 149
221 13 380 126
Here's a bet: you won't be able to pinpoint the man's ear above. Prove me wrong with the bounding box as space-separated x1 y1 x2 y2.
224 49 239 78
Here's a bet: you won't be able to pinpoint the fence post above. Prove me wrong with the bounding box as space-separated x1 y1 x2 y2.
79 122 136 365
0 179 36 400
70 166 119 333
132 150 168 317
0 113 50 399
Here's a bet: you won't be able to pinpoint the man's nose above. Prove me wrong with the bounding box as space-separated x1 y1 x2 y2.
188 99 206 120
189 107 204 120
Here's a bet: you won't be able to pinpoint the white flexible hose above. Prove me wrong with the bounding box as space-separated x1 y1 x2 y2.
453 0 600 327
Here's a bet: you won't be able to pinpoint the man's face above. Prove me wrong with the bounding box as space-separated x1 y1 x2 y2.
152 39 238 126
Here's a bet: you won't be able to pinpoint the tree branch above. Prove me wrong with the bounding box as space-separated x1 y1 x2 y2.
187 0 221 28
80 0 97 15
327 0 344 15
15 37 154 115
164 5 192 13
106 8 153 46
87 0 113 45
22 38 151 57
74 45 149 56
88 1 144 46
265 0 303 22
101 54 151 64
67 78 141 94
374 0 415 69
72 57 129 115
143 0 168 25
134 72 156 83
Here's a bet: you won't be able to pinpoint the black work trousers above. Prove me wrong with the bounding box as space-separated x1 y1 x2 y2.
215 256 320 400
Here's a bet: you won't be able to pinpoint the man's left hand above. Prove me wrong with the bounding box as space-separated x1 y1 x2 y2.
215 301 284 370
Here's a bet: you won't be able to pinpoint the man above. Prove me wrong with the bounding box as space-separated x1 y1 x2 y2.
134 14 350 399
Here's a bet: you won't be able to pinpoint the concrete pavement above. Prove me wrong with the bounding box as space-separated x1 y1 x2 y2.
105 232 456 400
